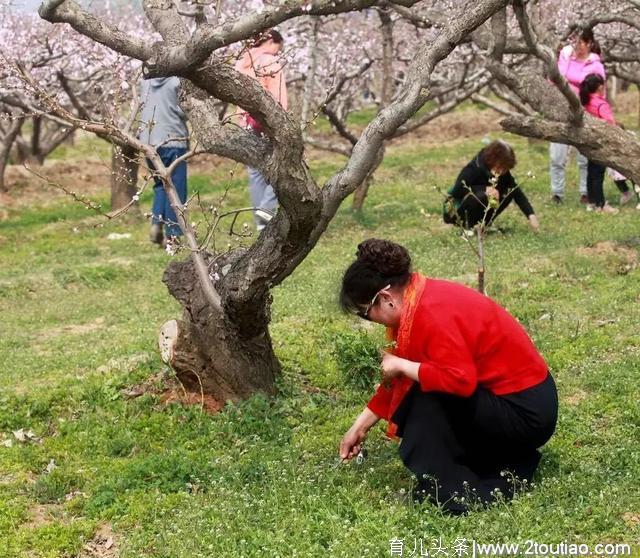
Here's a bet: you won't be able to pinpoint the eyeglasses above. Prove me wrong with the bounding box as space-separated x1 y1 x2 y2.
357 284 391 320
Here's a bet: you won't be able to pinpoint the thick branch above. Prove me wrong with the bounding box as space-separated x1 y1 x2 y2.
38 0 152 60
501 114 640 183
512 0 583 126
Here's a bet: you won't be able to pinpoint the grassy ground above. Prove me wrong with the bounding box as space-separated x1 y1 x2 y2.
1 113 639 557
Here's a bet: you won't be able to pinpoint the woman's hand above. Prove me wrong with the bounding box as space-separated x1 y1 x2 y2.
339 408 380 461
528 214 540 232
381 352 421 385
381 352 405 385
339 425 367 461
486 186 500 201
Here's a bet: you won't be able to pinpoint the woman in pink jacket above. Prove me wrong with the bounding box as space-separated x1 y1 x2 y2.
579 73 618 214
234 30 288 231
550 28 605 204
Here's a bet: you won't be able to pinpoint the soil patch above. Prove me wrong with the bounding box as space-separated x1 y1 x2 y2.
160 386 224 414
577 241 638 274
22 503 64 529
80 523 117 558
564 389 588 406
122 372 224 414
3 160 111 209
41 317 106 340
409 108 501 144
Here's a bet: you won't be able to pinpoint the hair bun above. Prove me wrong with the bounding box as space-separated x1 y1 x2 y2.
356 238 411 277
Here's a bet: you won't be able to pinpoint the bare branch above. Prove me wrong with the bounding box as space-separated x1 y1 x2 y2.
393 74 492 137
471 93 519 118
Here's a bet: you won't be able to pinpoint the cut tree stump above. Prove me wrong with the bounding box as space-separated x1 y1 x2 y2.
159 319 208 392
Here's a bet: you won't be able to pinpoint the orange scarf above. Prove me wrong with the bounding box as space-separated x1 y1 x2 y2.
384 272 427 438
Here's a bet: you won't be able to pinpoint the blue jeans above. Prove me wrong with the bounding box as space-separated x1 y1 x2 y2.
247 167 278 228
147 146 188 237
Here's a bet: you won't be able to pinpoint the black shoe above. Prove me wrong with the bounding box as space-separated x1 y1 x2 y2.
551 195 563 205
149 223 164 245
579 194 589 204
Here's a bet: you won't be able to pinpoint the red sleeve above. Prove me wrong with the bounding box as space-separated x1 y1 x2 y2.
416 316 478 397
367 383 392 420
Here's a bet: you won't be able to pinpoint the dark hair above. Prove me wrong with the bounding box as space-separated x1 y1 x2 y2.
482 140 516 171
572 27 600 55
340 239 412 314
251 29 284 48
579 73 605 106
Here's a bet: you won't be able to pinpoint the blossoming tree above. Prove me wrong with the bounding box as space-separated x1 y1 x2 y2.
19 0 640 404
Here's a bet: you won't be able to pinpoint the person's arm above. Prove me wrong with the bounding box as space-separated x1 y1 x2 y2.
265 64 287 109
449 166 487 200
339 407 380 460
381 319 479 397
598 101 616 125
590 56 606 80
511 182 535 218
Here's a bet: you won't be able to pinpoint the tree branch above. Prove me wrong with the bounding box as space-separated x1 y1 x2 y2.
38 0 153 61
512 0 583 126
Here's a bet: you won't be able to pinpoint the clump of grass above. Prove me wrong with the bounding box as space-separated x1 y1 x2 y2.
331 329 382 392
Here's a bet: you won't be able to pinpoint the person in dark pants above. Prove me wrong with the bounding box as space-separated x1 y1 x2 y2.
338 239 558 514
579 73 619 214
443 140 540 232
139 76 190 245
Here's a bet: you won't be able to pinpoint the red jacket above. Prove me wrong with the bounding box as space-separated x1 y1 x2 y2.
368 278 548 428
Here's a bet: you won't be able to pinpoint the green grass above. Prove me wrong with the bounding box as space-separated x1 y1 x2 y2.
1 120 639 557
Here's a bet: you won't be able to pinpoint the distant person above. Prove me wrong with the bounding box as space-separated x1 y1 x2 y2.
338 239 558 514
579 73 619 214
235 29 288 232
443 140 540 232
550 28 605 204
139 77 189 245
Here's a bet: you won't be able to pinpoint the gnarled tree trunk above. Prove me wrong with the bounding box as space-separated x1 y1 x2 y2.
110 143 139 211
161 256 279 401
0 116 25 192
352 145 385 212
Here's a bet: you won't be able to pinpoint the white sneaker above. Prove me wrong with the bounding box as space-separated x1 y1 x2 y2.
254 209 274 222
596 203 619 215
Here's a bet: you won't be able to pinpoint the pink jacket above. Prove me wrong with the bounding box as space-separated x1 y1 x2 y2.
584 93 615 124
557 45 606 94
234 49 288 109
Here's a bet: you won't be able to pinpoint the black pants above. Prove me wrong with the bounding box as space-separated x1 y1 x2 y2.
392 374 558 514
586 161 607 207
443 193 510 229
614 179 630 194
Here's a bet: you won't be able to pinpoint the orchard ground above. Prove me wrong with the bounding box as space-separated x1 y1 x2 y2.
0 101 639 557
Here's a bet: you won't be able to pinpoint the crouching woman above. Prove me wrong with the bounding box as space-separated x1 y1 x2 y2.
339 239 557 514
443 140 539 232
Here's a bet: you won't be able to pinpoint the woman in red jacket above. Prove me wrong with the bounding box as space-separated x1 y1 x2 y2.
339 239 558 513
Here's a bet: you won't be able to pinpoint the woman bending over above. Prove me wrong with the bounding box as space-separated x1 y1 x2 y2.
339 239 557 514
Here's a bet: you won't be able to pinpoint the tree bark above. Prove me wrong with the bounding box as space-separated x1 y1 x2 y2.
0 116 24 192
110 143 139 211
352 145 385 212
162 256 279 402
